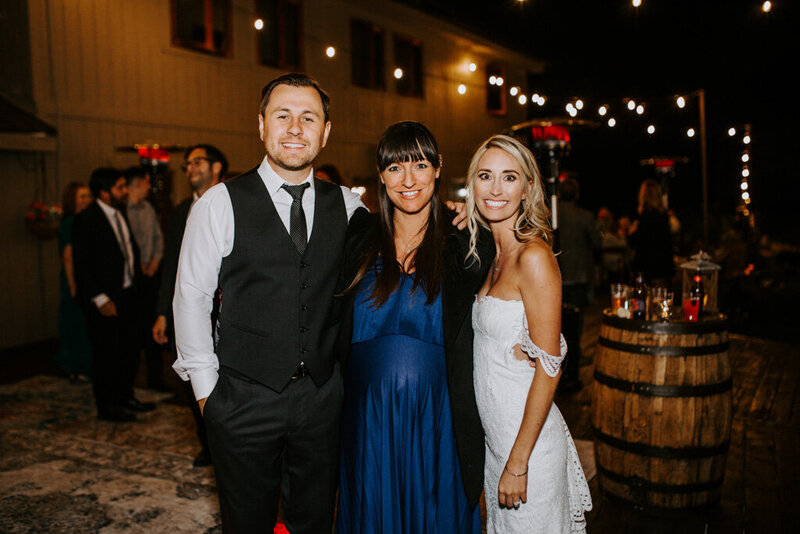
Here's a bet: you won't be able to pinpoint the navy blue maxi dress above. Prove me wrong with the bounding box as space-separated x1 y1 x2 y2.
335 268 481 534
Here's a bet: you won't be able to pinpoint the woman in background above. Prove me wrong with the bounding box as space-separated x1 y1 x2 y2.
629 178 675 285
335 121 492 533
466 135 591 533
55 182 93 383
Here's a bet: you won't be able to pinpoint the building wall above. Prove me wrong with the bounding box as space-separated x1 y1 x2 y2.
5 0 543 349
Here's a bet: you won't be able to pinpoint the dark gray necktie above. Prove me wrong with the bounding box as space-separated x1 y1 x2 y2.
282 183 310 254
112 211 133 278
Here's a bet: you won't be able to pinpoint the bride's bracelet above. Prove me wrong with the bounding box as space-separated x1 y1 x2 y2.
504 464 528 478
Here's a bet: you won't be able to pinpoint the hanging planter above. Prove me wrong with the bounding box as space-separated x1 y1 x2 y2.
25 202 62 240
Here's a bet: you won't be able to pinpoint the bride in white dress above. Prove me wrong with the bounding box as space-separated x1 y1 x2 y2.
465 135 592 533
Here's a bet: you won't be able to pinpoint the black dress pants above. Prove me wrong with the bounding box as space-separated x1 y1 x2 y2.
204 365 342 534
138 273 165 388
85 288 140 411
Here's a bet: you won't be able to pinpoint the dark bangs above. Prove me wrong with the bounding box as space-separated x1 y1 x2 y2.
376 121 440 170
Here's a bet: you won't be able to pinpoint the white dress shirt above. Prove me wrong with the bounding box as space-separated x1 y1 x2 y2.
172 156 366 400
92 199 135 309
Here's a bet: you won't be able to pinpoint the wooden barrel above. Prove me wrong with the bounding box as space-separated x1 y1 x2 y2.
591 311 732 514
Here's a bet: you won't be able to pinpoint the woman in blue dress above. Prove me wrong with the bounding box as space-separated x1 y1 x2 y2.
335 121 494 533
55 181 93 382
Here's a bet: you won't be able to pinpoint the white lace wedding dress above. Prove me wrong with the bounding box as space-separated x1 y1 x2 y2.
472 296 592 533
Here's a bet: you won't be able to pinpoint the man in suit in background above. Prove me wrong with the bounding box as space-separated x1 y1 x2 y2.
72 167 155 422
152 144 227 467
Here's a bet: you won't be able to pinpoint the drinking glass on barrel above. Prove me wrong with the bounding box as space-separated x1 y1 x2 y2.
611 284 629 317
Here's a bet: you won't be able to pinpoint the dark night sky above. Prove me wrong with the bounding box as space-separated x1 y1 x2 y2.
401 0 798 244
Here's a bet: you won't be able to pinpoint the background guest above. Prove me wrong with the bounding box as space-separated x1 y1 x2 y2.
72 167 153 422
55 182 93 384
629 179 675 286
315 163 343 185
125 166 166 392
598 211 630 284
152 144 227 467
556 177 601 392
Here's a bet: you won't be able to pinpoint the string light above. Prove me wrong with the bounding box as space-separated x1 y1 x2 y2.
598 105 608 116
254 18 264 30
647 124 655 134
762 1 772 13
636 104 645 115
728 127 736 136
394 68 404 79
489 75 497 85
469 62 477 72
510 86 519 96
575 99 584 110
325 46 336 58
737 124 753 215
633 0 642 7
495 76 504 87
458 84 467 95
687 128 696 137
607 118 616 127
518 94 528 105
676 96 686 108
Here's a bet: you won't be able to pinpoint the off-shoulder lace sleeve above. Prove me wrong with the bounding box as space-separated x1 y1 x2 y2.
519 316 567 377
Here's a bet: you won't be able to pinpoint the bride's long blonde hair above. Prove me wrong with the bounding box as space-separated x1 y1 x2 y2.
465 135 552 263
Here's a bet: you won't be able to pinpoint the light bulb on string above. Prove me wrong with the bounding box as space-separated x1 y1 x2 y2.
636 104 645 115
627 99 636 111
743 135 751 144
325 46 336 58
598 105 608 116
742 168 750 178
469 62 477 72
687 128 696 138
741 182 749 191
608 118 616 127
647 124 655 135
742 153 750 163
676 96 686 108
510 86 519 96
394 68 404 79
254 18 264 30
518 94 527 105
763 1 772 13
728 127 736 137
458 84 467 95
575 99 584 110
489 75 497 86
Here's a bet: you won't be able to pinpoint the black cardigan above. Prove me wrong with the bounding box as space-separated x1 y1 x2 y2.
333 210 495 507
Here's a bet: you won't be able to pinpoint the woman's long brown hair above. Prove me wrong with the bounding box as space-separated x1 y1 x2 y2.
346 121 448 307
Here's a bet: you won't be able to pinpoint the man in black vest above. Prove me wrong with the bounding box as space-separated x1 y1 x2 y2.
153 144 228 467
173 74 366 532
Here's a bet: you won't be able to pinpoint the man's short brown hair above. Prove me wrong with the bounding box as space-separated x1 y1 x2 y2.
259 73 330 122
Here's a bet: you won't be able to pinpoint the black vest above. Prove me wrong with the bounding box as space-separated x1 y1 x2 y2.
216 169 348 392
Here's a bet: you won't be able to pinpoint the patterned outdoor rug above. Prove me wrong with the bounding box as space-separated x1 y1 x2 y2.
0 375 220 533
0 375 596 533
